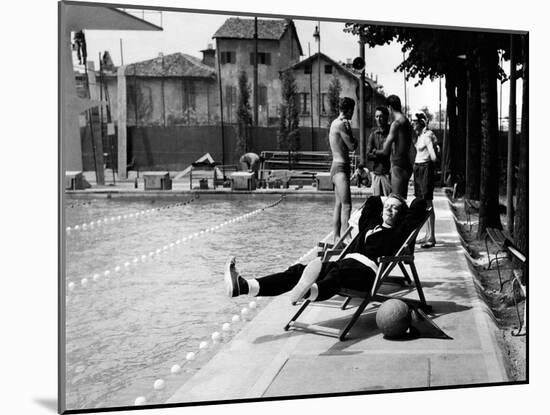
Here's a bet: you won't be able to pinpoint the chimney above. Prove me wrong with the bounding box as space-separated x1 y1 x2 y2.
201 43 216 67
158 52 164 58
346 58 352 66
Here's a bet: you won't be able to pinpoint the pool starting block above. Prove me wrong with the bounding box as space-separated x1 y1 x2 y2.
231 172 256 191
65 171 89 190
316 172 333 191
144 172 172 190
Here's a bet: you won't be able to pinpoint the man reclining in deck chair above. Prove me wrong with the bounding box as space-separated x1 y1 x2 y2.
224 194 427 303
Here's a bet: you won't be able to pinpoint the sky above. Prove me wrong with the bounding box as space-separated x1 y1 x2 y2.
79 8 514 120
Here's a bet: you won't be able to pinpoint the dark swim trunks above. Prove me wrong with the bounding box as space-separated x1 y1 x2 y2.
330 162 351 181
413 161 435 200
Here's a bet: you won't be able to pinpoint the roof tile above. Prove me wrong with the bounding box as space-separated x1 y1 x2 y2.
212 17 291 40
124 52 216 78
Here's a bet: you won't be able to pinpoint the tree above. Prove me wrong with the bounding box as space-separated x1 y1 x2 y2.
344 24 508 235
327 76 342 127
343 24 469 185
513 34 528 279
418 105 434 123
477 33 503 236
434 108 446 124
278 71 300 167
465 51 481 201
235 71 252 158
326 76 342 153
402 104 411 118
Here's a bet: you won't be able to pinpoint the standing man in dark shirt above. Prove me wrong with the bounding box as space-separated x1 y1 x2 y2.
367 106 392 196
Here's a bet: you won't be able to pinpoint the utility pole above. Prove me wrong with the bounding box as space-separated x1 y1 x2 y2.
216 39 226 175
308 43 314 150
119 38 124 65
315 23 321 131
500 52 503 133
402 51 407 116
359 34 366 165
439 77 442 132
507 35 517 234
253 17 259 127
161 53 166 127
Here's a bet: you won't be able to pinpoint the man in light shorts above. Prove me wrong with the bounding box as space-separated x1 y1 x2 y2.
412 111 438 248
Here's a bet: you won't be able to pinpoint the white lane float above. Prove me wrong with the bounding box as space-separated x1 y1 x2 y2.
153 379 165 390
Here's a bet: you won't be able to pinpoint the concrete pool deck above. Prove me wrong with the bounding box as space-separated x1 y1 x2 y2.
161 193 511 404
64 170 371 200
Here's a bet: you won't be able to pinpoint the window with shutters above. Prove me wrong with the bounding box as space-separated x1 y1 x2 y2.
220 51 235 64
225 85 237 121
321 92 328 115
250 52 272 65
300 92 310 115
259 85 268 107
183 81 196 111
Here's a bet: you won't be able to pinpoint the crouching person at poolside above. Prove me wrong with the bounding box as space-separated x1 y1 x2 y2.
225 194 427 302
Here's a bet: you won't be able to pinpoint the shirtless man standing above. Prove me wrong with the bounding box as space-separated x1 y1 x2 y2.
329 97 358 243
371 95 413 198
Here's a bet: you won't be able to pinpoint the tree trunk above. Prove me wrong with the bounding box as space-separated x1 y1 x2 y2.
513 34 528 280
465 52 481 200
477 35 503 238
444 69 458 186
455 65 468 193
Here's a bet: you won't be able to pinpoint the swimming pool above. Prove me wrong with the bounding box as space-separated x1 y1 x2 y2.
63 195 335 410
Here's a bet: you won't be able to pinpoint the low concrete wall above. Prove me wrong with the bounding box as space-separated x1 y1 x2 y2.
122 126 364 171
80 124 385 172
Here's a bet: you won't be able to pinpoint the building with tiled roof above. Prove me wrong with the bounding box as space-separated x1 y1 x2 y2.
212 17 303 125
212 17 303 55
124 52 216 78
283 52 387 129
92 51 220 128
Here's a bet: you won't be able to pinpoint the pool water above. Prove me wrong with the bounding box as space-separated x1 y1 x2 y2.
63 196 334 410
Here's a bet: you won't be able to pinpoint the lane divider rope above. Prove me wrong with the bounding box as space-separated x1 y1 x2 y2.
66 196 285 290
66 196 199 234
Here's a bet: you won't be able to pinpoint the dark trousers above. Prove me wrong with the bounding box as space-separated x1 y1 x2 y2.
257 258 376 301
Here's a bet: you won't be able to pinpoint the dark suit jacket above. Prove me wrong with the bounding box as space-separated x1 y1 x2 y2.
346 196 427 263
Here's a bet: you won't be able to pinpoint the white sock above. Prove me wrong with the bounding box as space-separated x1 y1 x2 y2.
306 284 319 301
247 279 260 297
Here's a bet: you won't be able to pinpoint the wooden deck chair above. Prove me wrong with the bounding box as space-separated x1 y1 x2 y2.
285 205 433 341
317 200 368 262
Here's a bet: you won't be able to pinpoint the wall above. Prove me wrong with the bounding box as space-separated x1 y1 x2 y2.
216 36 301 126
95 74 220 127
279 24 302 69
123 125 365 170
124 77 219 126
80 125 118 171
291 57 387 130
